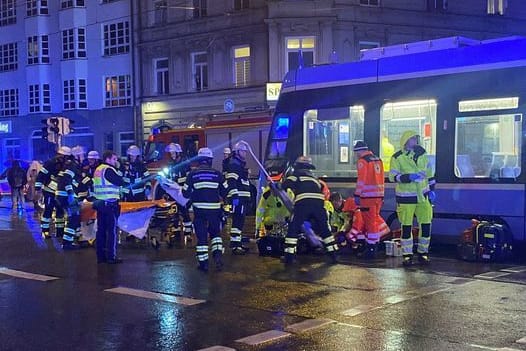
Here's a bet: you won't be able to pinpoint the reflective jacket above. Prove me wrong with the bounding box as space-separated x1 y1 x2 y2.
35 155 65 195
224 155 251 201
121 160 151 197
388 131 436 204
167 157 190 186
282 169 325 204
93 164 126 201
182 164 227 210
256 186 292 229
354 151 385 199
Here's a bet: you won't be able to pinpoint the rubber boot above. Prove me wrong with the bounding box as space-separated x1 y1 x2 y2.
402 254 414 267
197 260 209 272
326 251 338 264
364 243 377 259
418 253 431 265
283 253 296 265
213 250 224 271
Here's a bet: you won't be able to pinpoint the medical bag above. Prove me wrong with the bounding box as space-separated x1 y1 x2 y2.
457 220 513 262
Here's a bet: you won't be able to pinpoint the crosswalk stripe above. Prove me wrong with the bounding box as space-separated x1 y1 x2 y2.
196 346 236 351
474 271 510 279
0 267 59 281
104 287 205 305
516 336 526 344
501 266 526 273
235 330 291 345
285 318 335 333
341 304 376 317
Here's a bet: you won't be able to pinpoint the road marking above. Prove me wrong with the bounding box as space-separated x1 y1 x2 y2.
0 268 59 281
196 347 236 351
285 318 335 333
104 287 205 306
341 304 376 317
501 266 526 273
474 271 510 279
235 330 291 345
516 336 526 344
446 278 472 285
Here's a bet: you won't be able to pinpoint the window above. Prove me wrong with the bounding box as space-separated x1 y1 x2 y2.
360 0 379 6
358 41 380 58
61 0 84 8
119 132 135 157
62 28 86 59
101 0 118 3
4 138 20 160
455 97 521 179
234 0 249 10
29 84 50 113
0 89 18 117
27 0 48 16
380 100 437 174
233 46 250 87
0 0 16 26
427 0 447 11
193 0 207 18
0 42 17 72
103 21 130 56
487 0 506 15
192 52 208 91
303 106 365 177
63 79 87 110
286 37 315 72
154 0 167 25
267 115 290 160
154 58 169 95
27 35 49 64
104 75 131 107
104 132 114 151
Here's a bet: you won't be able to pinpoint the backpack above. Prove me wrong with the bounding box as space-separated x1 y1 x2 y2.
457 220 513 262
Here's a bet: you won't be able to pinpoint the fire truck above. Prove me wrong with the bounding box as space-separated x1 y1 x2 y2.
143 114 271 177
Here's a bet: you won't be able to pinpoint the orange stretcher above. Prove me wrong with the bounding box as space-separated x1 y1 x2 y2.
80 199 175 222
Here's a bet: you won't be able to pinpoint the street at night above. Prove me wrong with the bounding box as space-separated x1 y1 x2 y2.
1 201 526 351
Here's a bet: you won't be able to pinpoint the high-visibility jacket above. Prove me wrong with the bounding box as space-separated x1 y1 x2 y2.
282 170 325 204
93 164 122 201
388 131 435 204
256 186 292 230
182 164 227 210
224 155 251 201
354 151 385 199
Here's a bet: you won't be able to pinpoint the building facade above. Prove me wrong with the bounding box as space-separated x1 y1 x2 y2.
136 0 526 142
0 0 135 167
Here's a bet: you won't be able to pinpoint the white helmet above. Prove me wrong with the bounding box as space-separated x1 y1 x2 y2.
71 145 85 157
197 147 213 159
165 143 183 153
57 146 72 156
87 150 100 159
127 145 141 157
223 147 231 155
233 141 248 152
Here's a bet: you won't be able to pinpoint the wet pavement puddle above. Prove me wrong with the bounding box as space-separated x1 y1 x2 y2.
104 286 206 305
0 267 59 281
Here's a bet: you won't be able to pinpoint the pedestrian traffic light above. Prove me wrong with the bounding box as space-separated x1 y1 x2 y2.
48 117 59 134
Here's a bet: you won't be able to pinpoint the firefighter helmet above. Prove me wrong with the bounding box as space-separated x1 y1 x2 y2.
87 150 100 159
197 147 213 159
233 141 249 152
165 143 182 153
294 155 316 169
71 145 85 157
57 146 72 156
223 147 232 155
127 145 141 157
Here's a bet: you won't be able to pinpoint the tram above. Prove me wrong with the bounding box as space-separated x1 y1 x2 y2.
264 36 526 246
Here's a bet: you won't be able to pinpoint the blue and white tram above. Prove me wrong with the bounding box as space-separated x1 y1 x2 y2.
264 36 526 247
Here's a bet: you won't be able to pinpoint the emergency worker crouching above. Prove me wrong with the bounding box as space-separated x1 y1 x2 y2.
282 156 339 265
353 140 389 258
224 141 252 254
121 145 151 202
182 148 228 272
389 131 436 266
35 146 71 239
255 171 291 238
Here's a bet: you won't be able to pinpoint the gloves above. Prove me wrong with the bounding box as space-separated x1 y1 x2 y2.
67 193 76 206
408 173 420 181
354 196 361 206
427 191 436 204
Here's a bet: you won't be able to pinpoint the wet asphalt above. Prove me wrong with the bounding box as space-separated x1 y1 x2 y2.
1 199 526 351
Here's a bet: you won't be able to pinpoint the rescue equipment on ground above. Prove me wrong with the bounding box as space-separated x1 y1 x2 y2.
457 219 513 262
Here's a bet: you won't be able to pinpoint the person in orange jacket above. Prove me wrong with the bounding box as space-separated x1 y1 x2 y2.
353 140 389 258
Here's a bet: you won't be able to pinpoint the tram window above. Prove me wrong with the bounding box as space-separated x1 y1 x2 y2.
455 113 521 178
268 115 290 159
380 100 437 174
303 106 364 177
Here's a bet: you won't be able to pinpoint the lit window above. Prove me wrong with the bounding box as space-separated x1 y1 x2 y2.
286 37 315 71
27 35 49 65
104 75 131 107
487 0 506 15
233 46 250 87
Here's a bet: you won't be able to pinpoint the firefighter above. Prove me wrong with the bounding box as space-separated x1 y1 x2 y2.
389 131 436 266
222 147 231 174
165 142 193 244
93 150 128 264
121 145 151 202
35 146 71 239
56 146 84 250
182 148 228 272
353 140 389 258
282 156 339 265
82 150 101 197
224 141 252 254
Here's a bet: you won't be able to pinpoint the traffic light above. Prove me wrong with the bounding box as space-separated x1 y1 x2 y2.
48 117 59 134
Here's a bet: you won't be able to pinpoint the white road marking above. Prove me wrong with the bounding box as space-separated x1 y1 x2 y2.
104 287 205 305
474 271 510 279
235 330 291 345
516 336 526 344
196 346 236 351
0 267 59 281
501 266 526 273
341 304 377 317
285 318 335 333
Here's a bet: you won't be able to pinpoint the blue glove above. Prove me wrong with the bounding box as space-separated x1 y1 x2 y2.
354 196 361 206
427 191 436 204
409 173 421 182
145 188 151 200
232 198 240 207
67 193 75 206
